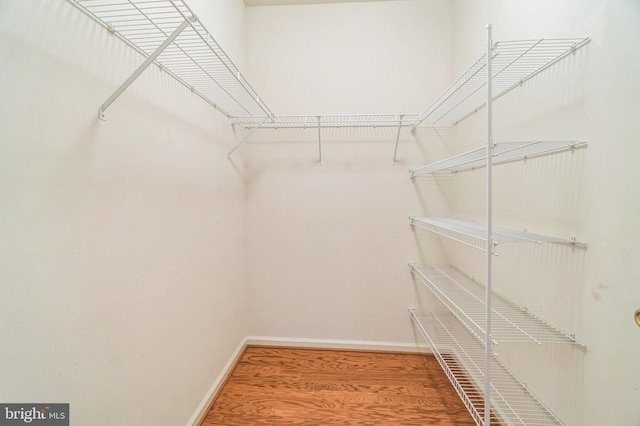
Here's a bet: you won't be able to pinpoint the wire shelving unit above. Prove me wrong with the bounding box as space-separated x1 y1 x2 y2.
409 264 583 347
409 309 565 426
66 0 589 166
66 0 423 158
409 217 586 251
410 140 587 177
228 113 421 162
231 114 420 130
232 36 589 131
413 38 589 128
68 0 273 119
408 26 588 425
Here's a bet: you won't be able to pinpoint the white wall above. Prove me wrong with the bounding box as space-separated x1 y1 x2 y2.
0 1 247 425
188 0 247 70
243 1 453 344
434 0 640 424
245 0 453 115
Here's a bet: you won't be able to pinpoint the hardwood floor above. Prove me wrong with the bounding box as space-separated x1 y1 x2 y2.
200 346 476 425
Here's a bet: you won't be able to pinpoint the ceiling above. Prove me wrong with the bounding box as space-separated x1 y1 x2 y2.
244 0 400 6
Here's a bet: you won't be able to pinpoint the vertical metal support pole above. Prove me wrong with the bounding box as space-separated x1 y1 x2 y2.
98 19 191 120
484 23 493 426
392 115 404 162
317 116 323 164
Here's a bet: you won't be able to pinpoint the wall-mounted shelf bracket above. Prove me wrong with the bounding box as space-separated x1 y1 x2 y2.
392 115 405 162
228 116 269 158
317 116 323 164
98 18 192 121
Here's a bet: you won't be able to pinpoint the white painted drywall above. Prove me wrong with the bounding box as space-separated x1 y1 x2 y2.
245 0 453 114
188 0 247 70
0 1 247 425
243 1 454 345
439 0 640 424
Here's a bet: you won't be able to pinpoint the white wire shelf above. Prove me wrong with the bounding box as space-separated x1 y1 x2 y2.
68 0 273 118
410 140 587 177
230 114 421 130
410 264 583 347
409 217 586 250
409 309 564 426
413 38 589 127
66 1 589 138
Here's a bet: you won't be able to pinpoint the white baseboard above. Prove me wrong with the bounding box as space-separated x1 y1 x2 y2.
245 335 430 353
185 337 248 426
185 336 430 425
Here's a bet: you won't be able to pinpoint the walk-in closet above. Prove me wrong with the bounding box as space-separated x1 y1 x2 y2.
1 0 639 425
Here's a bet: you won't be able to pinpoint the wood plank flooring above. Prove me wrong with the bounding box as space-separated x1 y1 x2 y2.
200 346 476 425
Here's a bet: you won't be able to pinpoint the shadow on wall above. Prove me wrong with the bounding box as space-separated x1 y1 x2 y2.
494 45 591 139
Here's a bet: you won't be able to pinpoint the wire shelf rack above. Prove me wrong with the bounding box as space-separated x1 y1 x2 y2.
413 38 589 127
410 264 583 347
66 0 589 143
68 0 273 118
409 309 565 426
410 140 587 177
231 114 421 130
409 217 586 250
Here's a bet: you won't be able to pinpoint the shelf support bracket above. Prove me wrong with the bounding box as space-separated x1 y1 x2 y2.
98 18 191 120
227 116 269 158
392 115 404 162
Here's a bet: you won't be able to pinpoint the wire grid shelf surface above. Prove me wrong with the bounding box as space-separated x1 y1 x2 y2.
415 38 589 127
410 264 583 346
410 310 565 426
409 217 585 250
231 114 422 129
410 141 587 176
65 1 589 132
69 0 273 118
